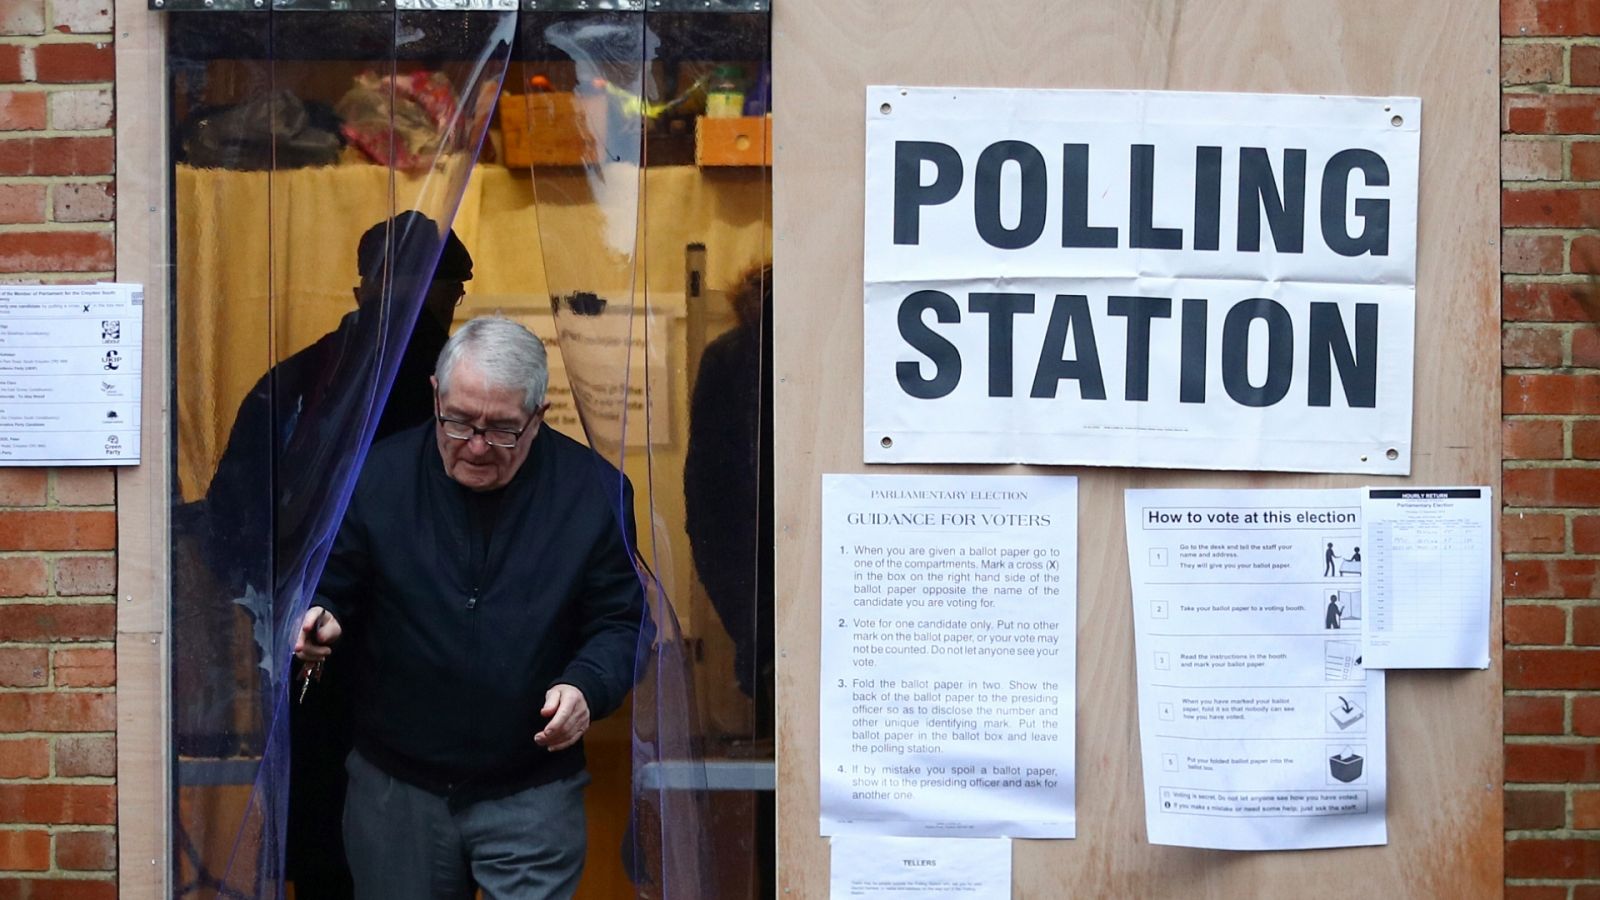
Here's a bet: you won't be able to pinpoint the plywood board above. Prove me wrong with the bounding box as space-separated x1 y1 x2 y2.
115 2 172 896
772 1 1501 895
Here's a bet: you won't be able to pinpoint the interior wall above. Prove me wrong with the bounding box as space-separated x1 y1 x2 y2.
771 1 1502 895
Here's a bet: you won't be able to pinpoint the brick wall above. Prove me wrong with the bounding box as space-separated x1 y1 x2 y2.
1504 1 1600 897
0 0 118 896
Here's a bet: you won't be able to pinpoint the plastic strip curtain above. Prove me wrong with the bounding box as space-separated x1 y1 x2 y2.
516 7 772 897
168 10 512 896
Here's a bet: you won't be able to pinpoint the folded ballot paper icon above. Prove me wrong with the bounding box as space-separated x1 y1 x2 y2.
1329 750 1365 783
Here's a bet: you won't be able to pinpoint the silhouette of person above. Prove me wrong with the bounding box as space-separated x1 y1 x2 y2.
1324 543 1336 577
1350 547 1362 563
1325 594 1342 629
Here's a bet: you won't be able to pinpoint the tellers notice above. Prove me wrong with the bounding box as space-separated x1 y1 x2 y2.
820 474 1078 838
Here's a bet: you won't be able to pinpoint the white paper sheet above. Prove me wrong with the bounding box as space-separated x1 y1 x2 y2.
863 87 1419 475
1361 487 1492 669
820 474 1077 838
830 836 1011 899
1124 488 1386 850
0 283 142 465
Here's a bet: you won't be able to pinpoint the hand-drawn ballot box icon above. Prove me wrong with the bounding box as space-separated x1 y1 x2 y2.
1329 749 1366 784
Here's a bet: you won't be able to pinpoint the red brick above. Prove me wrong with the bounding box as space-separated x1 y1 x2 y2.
0 137 114 177
1507 741 1600 782
0 604 113 641
53 556 112 597
1506 419 1565 459
1504 324 1565 366
0 0 44 35
1577 515 1600 551
1508 788 1567 829
1503 233 1565 274
1505 92 1600 134
1505 466 1600 509
51 0 111 33
1509 648 1600 687
0 231 112 274
1507 373 1600 413
1504 188 1600 227
0 831 49 872
53 831 113 871
50 470 111 506
0 558 46 597
1575 141 1600 181
1506 694 1566 734
0 739 49 778
0 183 44 224
1576 44 1600 85
1574 327 1600 366
1506 0 1600 37
0 784 114 825
1505 281 1600 322
0 511 114 550
1577 789 1600 828
0 647 48 687
0 693 112 732
1576 888 1600 900
1504 138 1565 181
1507 555 1557 596
1504 512 1566 552
1576 604 1600 644
31 42 112 84
53 648 112 687
1507 837 1600 878
50 182 112 224
0 878 118 900
0 46 23 83
1578 696 1600 735
1504 42 1566 84
0 471 46 506
0 91 45 131
1508 604 1568 644
1576 234 1600 273
1576 420 1600 457
54 735 112 778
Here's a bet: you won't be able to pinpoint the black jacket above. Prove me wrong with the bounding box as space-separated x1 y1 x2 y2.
315 420 643 802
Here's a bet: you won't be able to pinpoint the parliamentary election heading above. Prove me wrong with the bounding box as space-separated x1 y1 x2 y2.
863 87 1419 474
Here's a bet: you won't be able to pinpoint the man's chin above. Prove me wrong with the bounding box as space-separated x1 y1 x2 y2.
452 465 500 490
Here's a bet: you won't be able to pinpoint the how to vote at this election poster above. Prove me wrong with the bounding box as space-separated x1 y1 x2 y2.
864 87 1418 475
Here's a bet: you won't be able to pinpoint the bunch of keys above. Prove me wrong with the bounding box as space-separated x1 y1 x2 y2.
297 660 323 704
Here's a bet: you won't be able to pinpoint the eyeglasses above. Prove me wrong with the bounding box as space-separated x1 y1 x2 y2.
434 398 536 449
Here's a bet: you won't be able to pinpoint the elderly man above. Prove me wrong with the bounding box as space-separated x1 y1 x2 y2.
294 316 643 900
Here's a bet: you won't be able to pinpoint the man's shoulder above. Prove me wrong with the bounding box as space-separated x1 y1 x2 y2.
357 422 431 484
531 427 630 500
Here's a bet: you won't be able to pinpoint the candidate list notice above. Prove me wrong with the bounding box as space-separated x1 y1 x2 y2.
820 474 1078 838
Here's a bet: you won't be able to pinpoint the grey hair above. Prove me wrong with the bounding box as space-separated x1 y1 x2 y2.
434 316 549 413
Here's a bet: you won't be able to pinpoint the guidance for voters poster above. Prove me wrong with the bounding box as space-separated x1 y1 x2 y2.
1123 488 1386 850
863 87 1418 474
820 474 1077 838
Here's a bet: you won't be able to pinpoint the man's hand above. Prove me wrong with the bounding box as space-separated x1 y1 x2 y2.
293 606 342 661
534 684 590 752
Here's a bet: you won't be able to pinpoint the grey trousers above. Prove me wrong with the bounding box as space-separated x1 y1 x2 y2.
342 749 589 900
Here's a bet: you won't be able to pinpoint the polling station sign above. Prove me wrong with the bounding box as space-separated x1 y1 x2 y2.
863 87 1419 474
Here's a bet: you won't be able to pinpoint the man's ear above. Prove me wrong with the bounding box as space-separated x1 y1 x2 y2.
430 375 439 393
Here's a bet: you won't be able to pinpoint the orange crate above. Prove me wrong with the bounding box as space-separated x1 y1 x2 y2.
694 115 772 167
499 92 607 167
